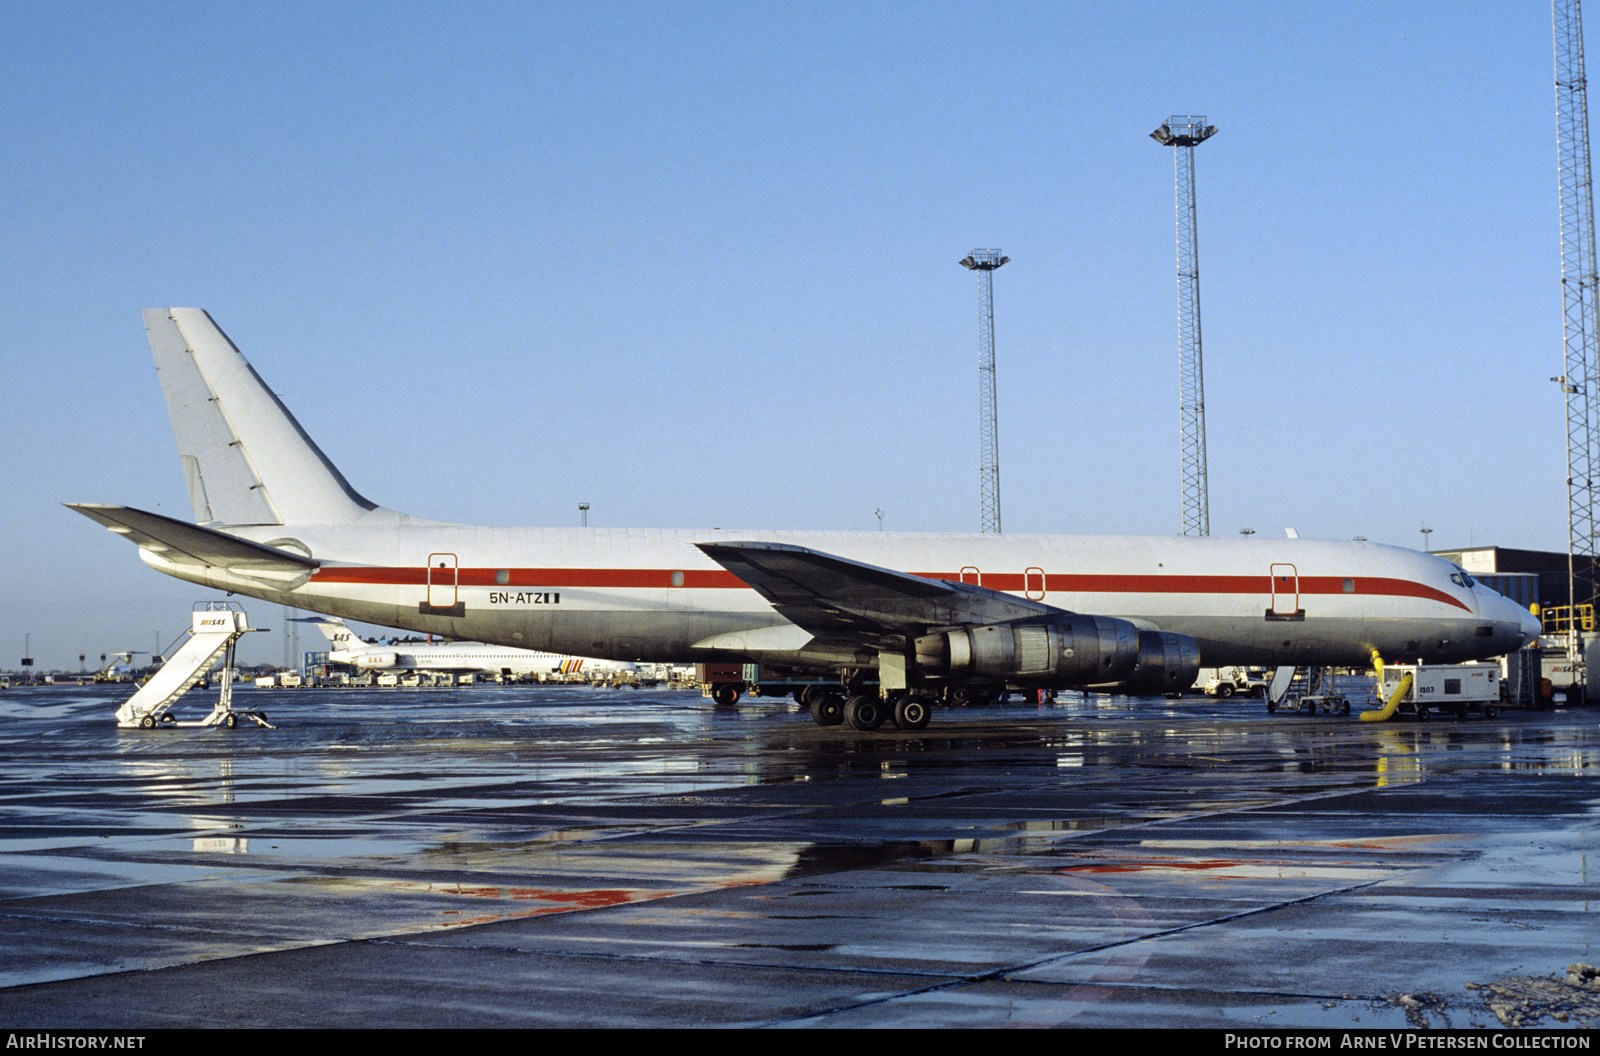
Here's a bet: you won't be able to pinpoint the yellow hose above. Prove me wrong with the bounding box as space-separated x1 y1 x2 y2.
1360 671 1412 723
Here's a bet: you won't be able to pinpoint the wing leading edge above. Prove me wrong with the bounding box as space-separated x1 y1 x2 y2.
695 540 1060 643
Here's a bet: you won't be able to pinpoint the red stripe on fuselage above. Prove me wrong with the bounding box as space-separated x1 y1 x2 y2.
313 567 742 589
309 567 1470 611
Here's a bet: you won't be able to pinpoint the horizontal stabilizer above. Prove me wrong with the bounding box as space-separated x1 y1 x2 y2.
696 541 1058 641
66 503 320 572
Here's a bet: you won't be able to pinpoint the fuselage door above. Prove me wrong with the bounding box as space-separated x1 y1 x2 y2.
961 566 982 586
1024 567 1046 601
1268 563 1303 621
427 553 459 610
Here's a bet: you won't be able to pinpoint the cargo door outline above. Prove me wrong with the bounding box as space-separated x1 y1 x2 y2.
422 553 465 617
1267 563 1304 621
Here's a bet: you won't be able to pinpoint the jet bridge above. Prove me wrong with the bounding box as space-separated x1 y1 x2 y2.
115 602 273 729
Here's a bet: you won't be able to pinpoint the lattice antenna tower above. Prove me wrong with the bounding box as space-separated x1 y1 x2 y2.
1151 116 1218 537
1554 0 1600 646
960 249 1010 533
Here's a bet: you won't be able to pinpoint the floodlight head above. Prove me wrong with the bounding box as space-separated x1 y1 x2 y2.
960 249 1008 271
1151 115 1216 148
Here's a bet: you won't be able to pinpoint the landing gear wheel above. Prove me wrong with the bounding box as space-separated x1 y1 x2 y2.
809 693 844 727
892 695 931 730
844 694 886 731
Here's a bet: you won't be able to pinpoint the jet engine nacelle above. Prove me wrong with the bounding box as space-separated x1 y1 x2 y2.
1111 630 1202 695
354 651 398 669
914 614 1142 687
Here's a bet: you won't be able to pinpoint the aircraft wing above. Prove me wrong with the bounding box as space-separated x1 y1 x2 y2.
695 541 1058 644
66 503 320 573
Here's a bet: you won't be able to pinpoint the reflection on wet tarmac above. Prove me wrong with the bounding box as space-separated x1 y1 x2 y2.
0 682 1597 1027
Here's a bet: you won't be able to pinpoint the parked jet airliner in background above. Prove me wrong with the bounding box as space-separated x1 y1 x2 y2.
295 616 636 681
71 309 1539 731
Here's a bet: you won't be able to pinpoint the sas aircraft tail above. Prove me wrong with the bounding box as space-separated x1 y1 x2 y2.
290 615 366 652
144 308 379 526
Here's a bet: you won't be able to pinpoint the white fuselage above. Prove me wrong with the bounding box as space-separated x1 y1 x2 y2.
141 518 1538 670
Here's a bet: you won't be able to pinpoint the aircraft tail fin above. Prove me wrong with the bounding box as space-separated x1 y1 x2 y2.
145 308 379 526
289 615 365 650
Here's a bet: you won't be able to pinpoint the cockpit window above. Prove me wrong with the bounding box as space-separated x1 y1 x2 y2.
1450 568 1476 589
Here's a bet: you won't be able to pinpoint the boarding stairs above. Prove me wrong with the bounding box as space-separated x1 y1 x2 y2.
1266 664 1347 715
1268 665 1320 706
115 602 273 729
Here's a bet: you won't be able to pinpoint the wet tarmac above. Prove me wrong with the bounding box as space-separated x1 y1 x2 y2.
0 681 1595 1029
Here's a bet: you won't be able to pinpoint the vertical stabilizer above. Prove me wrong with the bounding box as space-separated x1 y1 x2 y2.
290 615 366 650
146 308 378 526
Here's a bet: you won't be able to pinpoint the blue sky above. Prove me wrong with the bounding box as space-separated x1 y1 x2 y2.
0 1 1569 669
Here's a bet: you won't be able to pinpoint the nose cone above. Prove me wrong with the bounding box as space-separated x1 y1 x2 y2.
1518 606 1542 649
1490 591 1542 652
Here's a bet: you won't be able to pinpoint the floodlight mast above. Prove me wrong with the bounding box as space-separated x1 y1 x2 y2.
1554 0 1600 663
1151 116 1217 538
960 250 1010 533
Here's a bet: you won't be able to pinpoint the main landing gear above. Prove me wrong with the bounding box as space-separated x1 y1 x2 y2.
802 687 934 731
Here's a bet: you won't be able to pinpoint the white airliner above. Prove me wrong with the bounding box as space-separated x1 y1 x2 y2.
71 309 1539 731
294 615 635 681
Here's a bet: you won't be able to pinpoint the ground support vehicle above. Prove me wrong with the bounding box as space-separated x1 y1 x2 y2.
696 663 847 706
1377 663 1500 720
1204 667 1270 699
